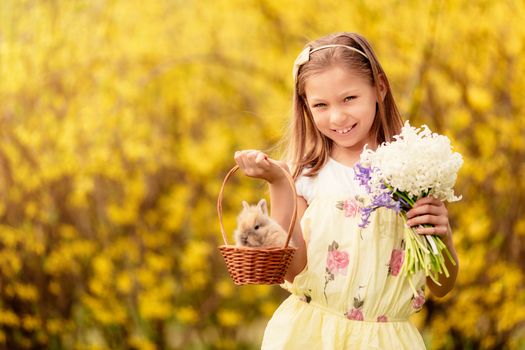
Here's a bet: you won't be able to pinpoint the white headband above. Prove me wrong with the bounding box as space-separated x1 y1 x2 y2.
292 44 369 81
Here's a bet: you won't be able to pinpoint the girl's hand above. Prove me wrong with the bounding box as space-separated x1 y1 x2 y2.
234 150 289 184
405 196 451 240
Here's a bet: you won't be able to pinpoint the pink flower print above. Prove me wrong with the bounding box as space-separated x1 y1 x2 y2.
324 241 349 302
343 199 360 217
388 249 405 276
377 315 388 322
345 309 364 321
412 290 426 311
327 250 349 275
345 297 365 321
336 198 361 218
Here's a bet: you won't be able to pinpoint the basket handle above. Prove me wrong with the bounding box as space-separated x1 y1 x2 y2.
217 160 298 248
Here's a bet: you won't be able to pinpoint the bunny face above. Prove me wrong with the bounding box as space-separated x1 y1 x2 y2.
234 199 272 247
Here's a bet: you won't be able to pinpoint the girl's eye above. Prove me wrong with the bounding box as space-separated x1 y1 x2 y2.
312 103 326 109
344 96 356 102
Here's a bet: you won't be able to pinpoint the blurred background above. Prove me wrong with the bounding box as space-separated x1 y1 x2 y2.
0 0 524 349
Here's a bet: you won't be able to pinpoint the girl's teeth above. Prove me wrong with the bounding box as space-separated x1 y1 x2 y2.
336 127 352 134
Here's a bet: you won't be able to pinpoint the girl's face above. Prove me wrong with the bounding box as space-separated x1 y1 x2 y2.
304 65 384 164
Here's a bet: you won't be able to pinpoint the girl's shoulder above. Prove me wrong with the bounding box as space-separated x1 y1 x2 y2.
295 172 317 203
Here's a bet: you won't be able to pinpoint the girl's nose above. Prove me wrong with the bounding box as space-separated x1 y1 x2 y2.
330 106 347 126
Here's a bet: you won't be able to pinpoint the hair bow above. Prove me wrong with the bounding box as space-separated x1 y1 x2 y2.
292 46 312 81
292 44 369 82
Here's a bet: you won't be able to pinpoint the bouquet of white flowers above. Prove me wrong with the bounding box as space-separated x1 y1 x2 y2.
355 121 463 287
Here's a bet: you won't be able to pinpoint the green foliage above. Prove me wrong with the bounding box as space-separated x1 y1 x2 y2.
0 0 524 349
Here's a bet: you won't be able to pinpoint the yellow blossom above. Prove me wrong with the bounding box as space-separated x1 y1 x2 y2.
116 273 133 294
14 283 39 301
216 278 234 298
0 309 19 327
259 301 278 318
217 309 242 328
128 335 157 350
22 315 41 331
174 306 198 325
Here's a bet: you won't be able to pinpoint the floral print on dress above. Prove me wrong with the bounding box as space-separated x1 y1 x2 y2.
377 315 388 322
388 248 405 276
336 199 359 217
335 196 364 218
300 289 312 304
412 289 426 311
345 296 364 321
323 241 349 302
388 240 406 276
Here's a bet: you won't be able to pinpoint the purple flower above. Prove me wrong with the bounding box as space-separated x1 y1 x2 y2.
354 163 372 192
354 162 403 229
371 193 401 212
358 192 400 228
395 195 412 212
358 207 373 228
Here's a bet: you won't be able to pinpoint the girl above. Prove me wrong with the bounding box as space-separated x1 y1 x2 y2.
234 32 458 349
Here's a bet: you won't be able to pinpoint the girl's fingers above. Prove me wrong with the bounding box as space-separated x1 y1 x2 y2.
406 214 448 228
233 150 277 180
255 151 271 167
413 224 449 235
234 151 247 169
406 202 447 219
413 196 441 207
235 150 264 167
405 197 450 236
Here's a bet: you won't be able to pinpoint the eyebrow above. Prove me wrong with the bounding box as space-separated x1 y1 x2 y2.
307 90 360 102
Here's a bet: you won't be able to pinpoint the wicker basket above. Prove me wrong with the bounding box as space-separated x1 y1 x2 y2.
217 164 297 285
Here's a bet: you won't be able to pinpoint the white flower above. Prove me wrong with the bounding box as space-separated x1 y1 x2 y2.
356 121 462 282
360 121 463 202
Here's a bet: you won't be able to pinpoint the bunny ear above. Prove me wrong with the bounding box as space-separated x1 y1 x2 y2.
242 201 250 210
257 199 268 215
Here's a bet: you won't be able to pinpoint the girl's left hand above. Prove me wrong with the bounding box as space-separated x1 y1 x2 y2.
405 196 451 239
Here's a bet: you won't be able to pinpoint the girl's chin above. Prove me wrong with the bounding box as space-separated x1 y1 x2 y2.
331 135 375 151
332 142 367 154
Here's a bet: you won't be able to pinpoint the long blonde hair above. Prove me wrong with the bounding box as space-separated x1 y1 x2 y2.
282 32 403 179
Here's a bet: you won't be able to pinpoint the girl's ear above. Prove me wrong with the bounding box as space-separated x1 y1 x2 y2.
257 199 268 215
377 74 388 102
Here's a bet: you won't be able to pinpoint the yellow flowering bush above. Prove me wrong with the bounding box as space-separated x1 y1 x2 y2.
0 0 524 349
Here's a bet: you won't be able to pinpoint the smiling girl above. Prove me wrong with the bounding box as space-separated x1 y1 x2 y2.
234 32 458 349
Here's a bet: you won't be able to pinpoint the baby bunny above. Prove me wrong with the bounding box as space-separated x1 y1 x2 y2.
234 199 288 248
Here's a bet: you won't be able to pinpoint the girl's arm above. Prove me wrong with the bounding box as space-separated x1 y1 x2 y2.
270 176 308 281
405 197 459 297
234 150 308 282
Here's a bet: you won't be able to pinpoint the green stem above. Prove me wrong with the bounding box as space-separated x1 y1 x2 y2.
393 190 416 207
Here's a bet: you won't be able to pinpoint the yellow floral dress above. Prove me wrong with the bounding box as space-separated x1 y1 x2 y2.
261 159 427 349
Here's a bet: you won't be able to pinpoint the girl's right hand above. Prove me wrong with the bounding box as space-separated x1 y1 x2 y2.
234 150 289 184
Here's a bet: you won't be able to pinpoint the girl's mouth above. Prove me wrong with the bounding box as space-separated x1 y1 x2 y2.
334 124 356 134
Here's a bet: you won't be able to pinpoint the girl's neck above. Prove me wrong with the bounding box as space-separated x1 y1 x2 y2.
330 151 360 168
330 142 378 168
